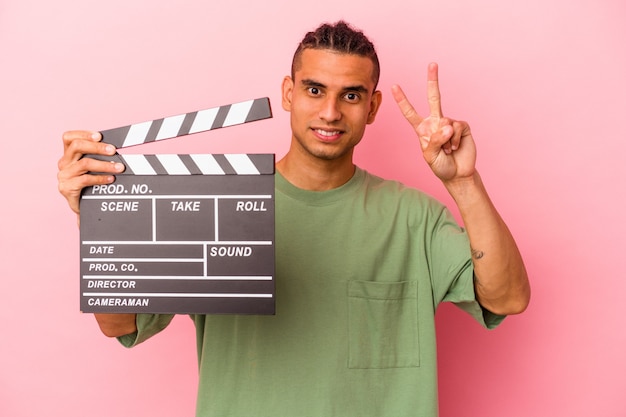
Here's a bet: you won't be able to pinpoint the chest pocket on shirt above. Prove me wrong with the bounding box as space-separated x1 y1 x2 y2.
348 280 420 369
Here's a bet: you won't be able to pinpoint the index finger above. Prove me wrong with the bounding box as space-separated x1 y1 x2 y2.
62 130 102 151
391 84 424 127
427 62 443 118
59 130 115 169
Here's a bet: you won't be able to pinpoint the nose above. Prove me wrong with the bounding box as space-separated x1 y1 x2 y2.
318 97 342 122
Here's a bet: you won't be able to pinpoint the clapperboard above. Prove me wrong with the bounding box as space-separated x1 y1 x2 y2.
79 98 275 314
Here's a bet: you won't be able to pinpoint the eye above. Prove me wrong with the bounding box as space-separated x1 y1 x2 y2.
307 87 321 96
344 92 360 102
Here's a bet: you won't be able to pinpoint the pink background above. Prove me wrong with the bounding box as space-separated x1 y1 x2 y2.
1 0 625 416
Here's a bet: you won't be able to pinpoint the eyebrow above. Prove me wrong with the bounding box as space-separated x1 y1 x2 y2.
300 78 370 94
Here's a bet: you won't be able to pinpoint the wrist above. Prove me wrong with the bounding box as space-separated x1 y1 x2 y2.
443 171 483 200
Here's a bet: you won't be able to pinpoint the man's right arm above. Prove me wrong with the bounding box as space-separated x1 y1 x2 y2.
57 130 137 337
95 313 138 338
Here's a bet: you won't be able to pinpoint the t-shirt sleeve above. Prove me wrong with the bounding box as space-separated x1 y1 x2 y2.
117 314 175 348
442 261 506 329
429 205 505 329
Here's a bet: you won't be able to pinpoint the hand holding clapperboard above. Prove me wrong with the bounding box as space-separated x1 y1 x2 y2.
79 98 275 314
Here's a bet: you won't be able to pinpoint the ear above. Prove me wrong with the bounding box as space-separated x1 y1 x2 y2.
366 90 383 124
281 76 294 112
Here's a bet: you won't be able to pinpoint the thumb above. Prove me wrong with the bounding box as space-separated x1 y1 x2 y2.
419 124 453 160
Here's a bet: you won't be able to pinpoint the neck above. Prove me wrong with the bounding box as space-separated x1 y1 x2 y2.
276 146 356 191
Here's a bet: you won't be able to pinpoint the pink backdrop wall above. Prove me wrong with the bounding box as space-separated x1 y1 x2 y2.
2 0 624 416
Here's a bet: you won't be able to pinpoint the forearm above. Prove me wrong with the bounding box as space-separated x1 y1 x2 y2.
444 172 530 315
94 313 137 338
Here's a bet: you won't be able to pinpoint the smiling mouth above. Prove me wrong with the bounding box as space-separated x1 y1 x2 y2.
313 128 343 141
315 128 341 136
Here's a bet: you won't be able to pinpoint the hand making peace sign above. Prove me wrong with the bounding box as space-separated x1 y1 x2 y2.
392 63 477 183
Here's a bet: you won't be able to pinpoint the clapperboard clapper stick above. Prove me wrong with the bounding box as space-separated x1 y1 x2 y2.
79 97 276 315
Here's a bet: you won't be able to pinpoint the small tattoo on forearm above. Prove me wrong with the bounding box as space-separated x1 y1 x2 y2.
471 248 485 259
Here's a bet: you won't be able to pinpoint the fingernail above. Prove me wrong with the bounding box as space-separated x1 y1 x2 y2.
114 163 124 172
105 144 116 154
91 132 102 141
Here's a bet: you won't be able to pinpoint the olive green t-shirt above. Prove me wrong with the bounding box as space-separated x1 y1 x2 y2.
120 167 503 417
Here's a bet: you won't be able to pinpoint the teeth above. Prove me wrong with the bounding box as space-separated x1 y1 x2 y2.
315 129 340 137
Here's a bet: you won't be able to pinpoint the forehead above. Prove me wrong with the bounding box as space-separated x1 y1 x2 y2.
295 49 376 90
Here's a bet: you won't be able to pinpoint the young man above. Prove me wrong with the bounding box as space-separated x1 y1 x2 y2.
58 21 529 417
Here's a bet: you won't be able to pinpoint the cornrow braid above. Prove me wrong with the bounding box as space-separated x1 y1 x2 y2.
291 21 380 89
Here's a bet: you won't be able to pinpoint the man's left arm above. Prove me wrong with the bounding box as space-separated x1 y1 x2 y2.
392 63 530 315
444 171 530 315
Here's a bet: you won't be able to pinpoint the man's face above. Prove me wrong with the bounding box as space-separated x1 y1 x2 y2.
282 48 382 164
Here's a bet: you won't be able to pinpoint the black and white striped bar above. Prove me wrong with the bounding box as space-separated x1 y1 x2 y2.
100 97 272 149
93 153 275 176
